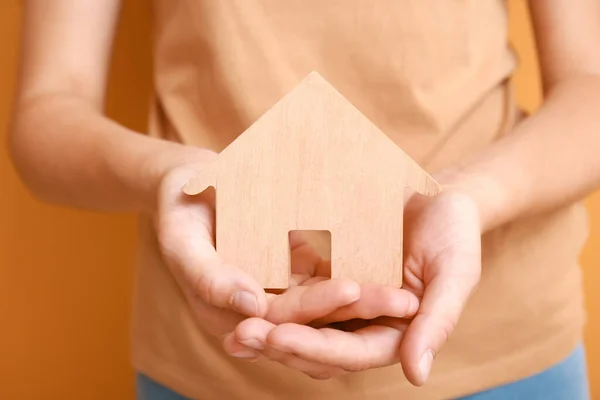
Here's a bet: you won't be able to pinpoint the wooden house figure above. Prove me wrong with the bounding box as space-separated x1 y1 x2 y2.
183 72 441 289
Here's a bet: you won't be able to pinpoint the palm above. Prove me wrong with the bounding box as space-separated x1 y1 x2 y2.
158 196 341 337
402 190 481 309
156 163 368 339
159 164 481 384
229 190 482 385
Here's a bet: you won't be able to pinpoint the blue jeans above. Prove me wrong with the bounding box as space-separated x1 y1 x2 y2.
136 343 590 400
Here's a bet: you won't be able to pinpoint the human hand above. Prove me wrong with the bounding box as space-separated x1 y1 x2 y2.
155 154 373 351
225 189 481 385
397 189 481 384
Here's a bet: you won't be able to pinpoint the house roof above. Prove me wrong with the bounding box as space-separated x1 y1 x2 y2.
213 71 441 195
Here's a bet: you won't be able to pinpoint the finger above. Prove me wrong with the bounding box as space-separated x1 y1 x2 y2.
222 332 262 361
262 345 346 380
162 217 268 317
289 232 331 281
265 322 406 372
311 284 419 326
266 278 360 325
229 318 345 380
230 316 273 351
399 248 481 386
158 173 268 318
193 261 269 317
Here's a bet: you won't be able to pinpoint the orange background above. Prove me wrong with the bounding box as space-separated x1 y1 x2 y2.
0 1 598 399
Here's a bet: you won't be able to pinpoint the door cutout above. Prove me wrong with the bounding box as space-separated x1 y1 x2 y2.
288 230 332 278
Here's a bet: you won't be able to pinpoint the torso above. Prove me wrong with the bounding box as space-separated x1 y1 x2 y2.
130 1 589 398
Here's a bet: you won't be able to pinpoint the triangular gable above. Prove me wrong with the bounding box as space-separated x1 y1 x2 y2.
185 71 440 196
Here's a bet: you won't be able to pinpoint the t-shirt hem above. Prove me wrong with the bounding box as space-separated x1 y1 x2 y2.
132 327 584 400
390 328 584 399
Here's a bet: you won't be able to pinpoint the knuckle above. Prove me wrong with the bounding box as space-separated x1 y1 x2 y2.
194 270 220 305
437 316 456 347
405 293 418 316
346 357 371 372
343 340 371 372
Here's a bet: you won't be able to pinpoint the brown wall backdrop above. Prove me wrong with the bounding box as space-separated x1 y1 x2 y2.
0 1 598 399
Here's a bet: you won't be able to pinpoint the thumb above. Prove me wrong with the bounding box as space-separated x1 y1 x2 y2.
399 250 480 386
186 238 269 318
157 168 268 318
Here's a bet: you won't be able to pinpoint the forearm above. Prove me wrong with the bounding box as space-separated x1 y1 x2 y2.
9 92 209 213
439 74 600 233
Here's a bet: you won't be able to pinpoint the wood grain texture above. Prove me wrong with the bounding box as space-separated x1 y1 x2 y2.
184 72 441 289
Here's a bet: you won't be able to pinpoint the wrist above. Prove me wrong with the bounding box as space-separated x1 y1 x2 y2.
102 130 216 214
145 142 217 213
433 166 513 233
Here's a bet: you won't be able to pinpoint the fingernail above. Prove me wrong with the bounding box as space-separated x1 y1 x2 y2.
231 349 260 359
239 338 264 350
231 291 258 316
419 350 434 382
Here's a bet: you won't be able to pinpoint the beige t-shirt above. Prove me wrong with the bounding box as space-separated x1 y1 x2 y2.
131 1 590 398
